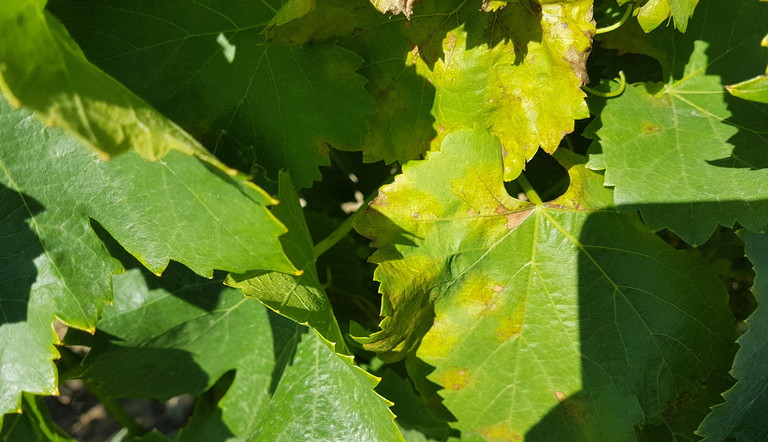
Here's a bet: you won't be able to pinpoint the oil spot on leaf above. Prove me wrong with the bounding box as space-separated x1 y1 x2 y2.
476 422 523 441
435 366 472 391
496 307 524 341
641 123 662 135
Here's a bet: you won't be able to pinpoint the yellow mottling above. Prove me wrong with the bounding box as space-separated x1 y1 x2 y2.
477 422 522 441
435 366 472 391
496 307 524 341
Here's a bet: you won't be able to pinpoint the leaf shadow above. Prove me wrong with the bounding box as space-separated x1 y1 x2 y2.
526 208 739 439
0 184 45 324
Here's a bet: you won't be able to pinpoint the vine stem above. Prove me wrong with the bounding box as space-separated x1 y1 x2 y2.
582 70 626 98
313 189 380 258
88 385 146 436
596 3 634 35
517 173 543 205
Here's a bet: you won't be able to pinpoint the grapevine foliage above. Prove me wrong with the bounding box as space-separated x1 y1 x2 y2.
0 0 767 440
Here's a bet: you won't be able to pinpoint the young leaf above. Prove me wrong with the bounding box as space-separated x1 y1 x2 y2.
47 0 376 189
697 231 768 441
635 0 699 32
227 172 349 354
75 264 401 440
0 98 296 278
587 0 768 245
355 126 735 439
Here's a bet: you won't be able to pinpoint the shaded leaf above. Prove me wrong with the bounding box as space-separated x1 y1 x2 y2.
227 172 349 354
697 231 768 441
0 393 74 441
587 0 768 245
48 0 375 189
0 98 296 278
75 264 401 440
355 126 735 439
0 0 224 170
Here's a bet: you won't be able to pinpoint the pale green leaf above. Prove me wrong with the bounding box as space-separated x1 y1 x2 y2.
697 231 768 441
355 127 735 439
48 0 375 189
726 33 768 104
226 172 349 354
269 0 315 26
0 98 296 278
587 0 768 245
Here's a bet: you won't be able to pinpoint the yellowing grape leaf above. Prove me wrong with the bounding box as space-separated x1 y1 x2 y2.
355 126 735 439
635 0 699 32
411 0 593 180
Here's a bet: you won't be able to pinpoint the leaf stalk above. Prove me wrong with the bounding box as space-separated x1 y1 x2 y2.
517 173 543 205
595 3 634 35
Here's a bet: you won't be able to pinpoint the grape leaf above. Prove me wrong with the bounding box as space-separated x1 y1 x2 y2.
697 231 768 441
355 127 735 439
0 98 296 278
226 172 349 354
74 264 401 440
411 0 593 180
369 0 420 18
0 393 74 441
270 0 592 175
47 0 375 189
586 0 768 246
726 33 768 104
635 0 699 32
0 0 229 172
0 104 123 415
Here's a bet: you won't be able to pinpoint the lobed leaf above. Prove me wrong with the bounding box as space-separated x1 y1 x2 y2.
587 0 768 245
47 0 375 189
355 126 735 439
697 231 768 441
74 264 401 440
226 172 349 354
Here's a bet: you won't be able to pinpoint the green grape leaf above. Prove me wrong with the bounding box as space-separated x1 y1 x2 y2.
226 172 349 354
697 231 768 441
0 0 229 171
0 393 74 441
269 0 315 26
635 0 699 32
726 33 768 104
0 98 296 278
586 0 768 246
75 265 401 441
0 104 122 415
355 127 735 439
48 0 375 189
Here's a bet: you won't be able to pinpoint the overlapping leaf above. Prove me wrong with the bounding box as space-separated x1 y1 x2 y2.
0 0 226 169
0 98 295 278
587 0 768 245
355 127 735 439
47 0 375 189
726 33 768 104
226 172 348 354
271 0 592 175
0 102 122 416
73 264 401 440
697 231 768 441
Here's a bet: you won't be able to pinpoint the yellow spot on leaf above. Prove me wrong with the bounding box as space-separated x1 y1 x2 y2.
496 307 524 341
477 422 522 441
435 366 472 391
